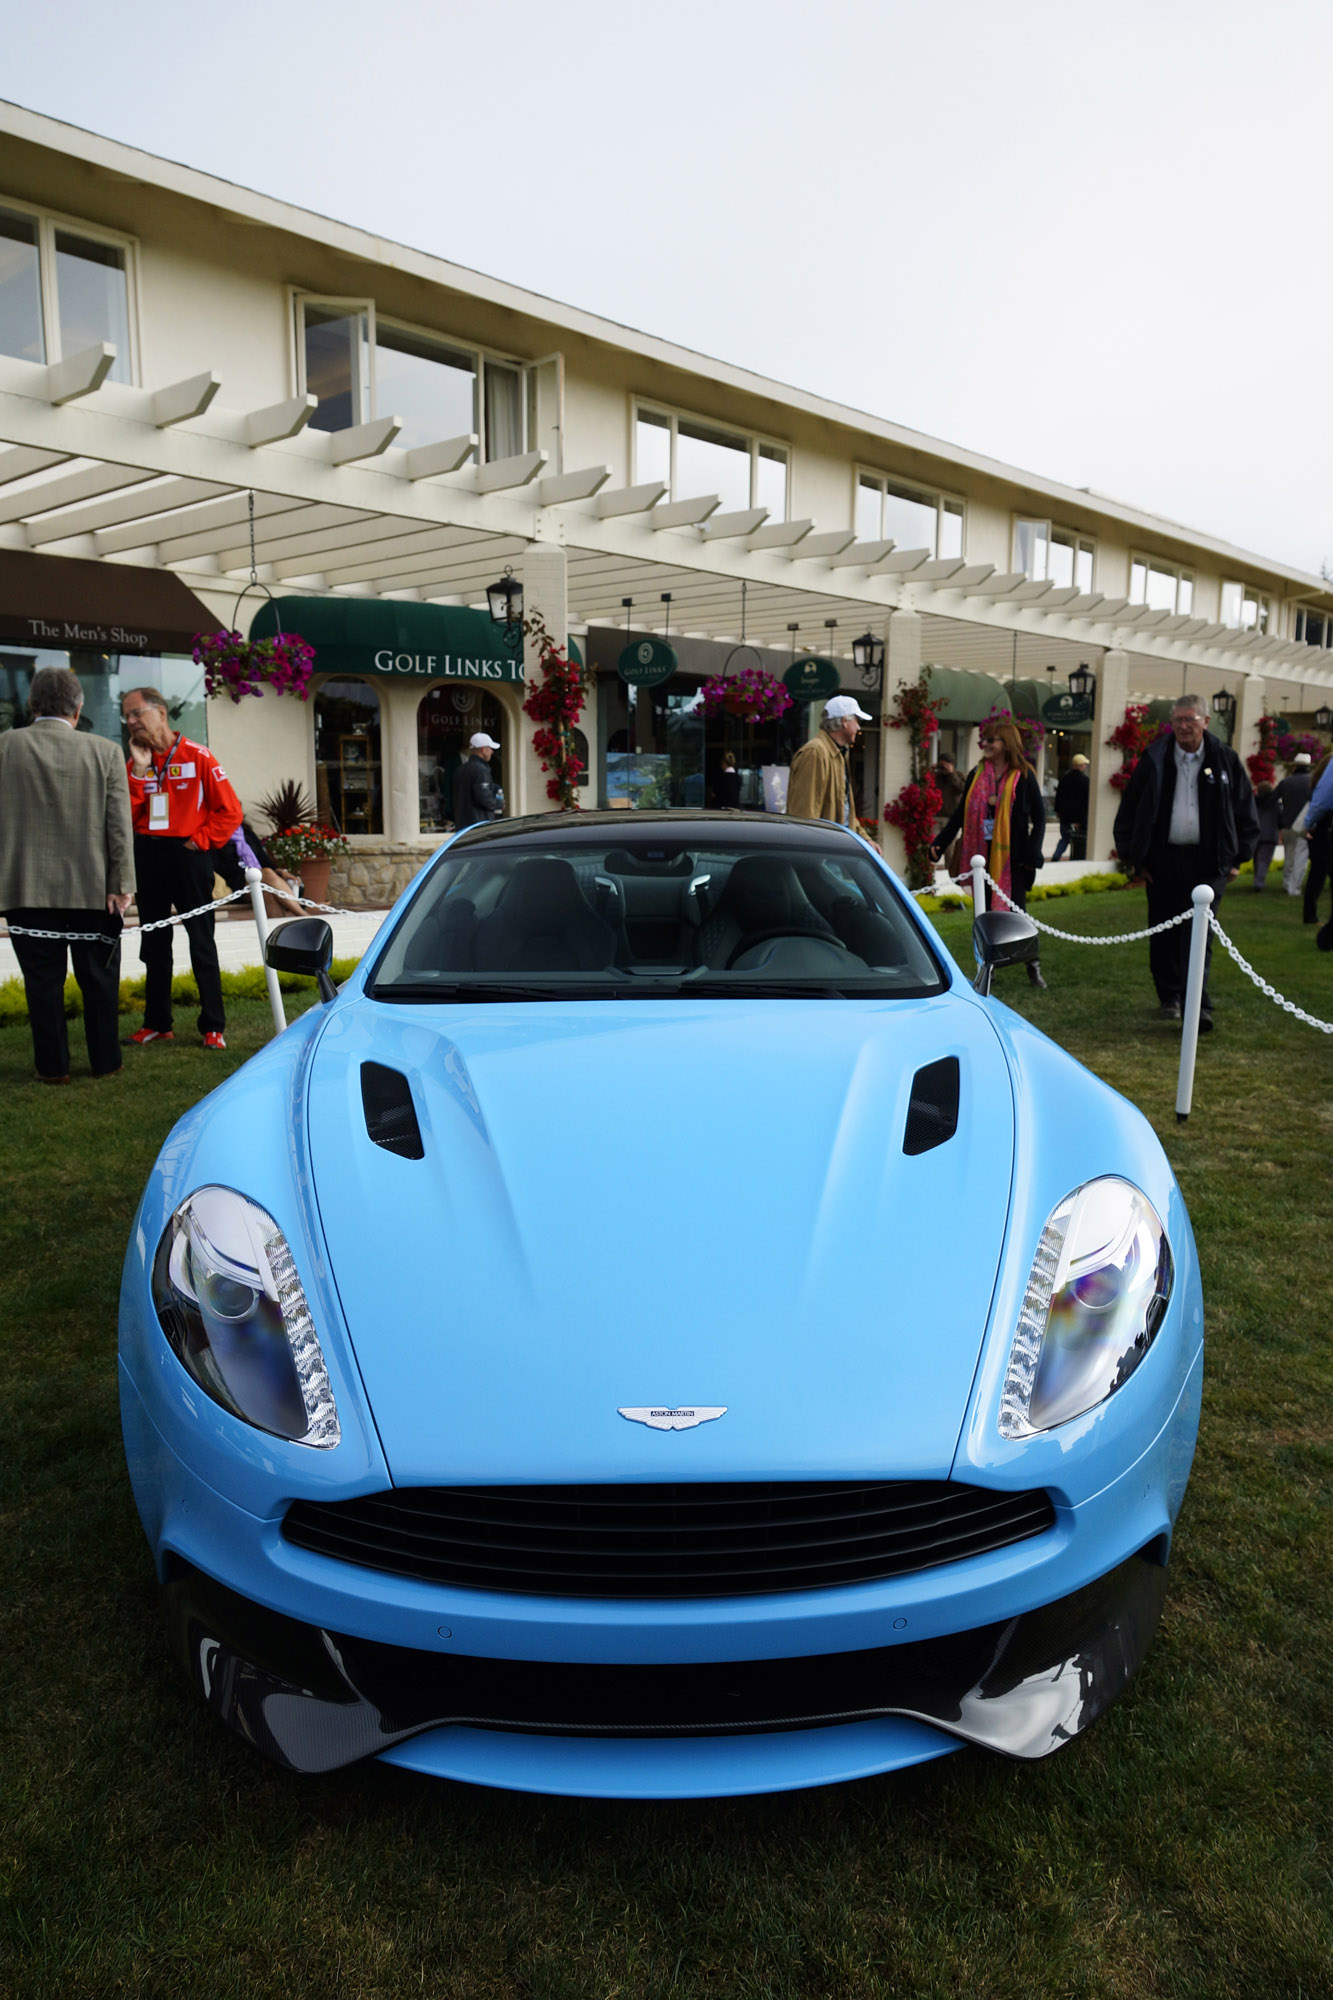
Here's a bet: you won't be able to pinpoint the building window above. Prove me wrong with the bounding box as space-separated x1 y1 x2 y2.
1294 607 1333 649
634 404 789 517
297 298 525 459
1012 519 1095 590
315 678 382 835
0 201 134 380
1130 556 1194 615
418 684 507 830
858 474 963 557
1220 581 1272 634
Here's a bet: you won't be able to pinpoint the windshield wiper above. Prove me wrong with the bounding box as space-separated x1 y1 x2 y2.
370 981 609 1002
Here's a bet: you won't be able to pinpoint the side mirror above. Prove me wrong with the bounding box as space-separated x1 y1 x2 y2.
972 909 1039 995
265 917 337 1002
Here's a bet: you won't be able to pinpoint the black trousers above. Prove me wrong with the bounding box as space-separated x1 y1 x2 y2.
8 906 123 1078
1145 848 1228 1011
134 837 225 1034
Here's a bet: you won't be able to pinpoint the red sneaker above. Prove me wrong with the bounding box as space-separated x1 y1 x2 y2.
202 1031 227 1051
128 1028 174 1045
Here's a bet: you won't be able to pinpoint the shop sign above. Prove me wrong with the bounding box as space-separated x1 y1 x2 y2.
784 656 840 701
249 597 525 685
1041 691 1094 726
619 638 678 687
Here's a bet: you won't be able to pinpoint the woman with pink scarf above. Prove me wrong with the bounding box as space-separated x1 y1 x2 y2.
933 718 1047 988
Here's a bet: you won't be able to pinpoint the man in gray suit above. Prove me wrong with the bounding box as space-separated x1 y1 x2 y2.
0 666 135 1082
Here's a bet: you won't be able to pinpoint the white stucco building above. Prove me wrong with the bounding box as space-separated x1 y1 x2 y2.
3 99 1331 899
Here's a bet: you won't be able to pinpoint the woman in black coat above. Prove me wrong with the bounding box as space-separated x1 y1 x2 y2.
933 717 1047 987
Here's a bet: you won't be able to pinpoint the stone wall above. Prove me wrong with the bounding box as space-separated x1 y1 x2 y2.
329 845 436 909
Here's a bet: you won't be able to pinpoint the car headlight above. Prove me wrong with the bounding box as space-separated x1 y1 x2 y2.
151 1187 340 1448
999 1177 1172 1438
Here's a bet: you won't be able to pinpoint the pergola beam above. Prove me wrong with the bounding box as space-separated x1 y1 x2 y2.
24 475 229 547
328 414 401 464
595 481 666 518
404 433 477 480
243 394 318 447
45 343 116 406
931 563 995 591
0 446 69 488
828 539 896 569
747 518 813 550
784 530 856 561
701 508 768 540
914 556 969 584
873 547 932 574
469 447 547 494
652 494 721 530
151 371 221 428
536 464 610 505
0 461 154 528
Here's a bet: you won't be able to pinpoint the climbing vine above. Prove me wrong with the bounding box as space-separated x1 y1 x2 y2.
520 610 589 809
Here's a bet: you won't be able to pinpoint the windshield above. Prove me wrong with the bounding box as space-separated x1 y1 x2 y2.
368 819 947 1001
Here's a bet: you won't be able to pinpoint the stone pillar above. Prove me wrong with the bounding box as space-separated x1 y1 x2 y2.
878 609 921 875
1086 648 1129 865
520 544 568 817
1235 672 1267 771
382 680 422 847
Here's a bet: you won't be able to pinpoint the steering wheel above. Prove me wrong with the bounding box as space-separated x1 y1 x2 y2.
725 928 853 970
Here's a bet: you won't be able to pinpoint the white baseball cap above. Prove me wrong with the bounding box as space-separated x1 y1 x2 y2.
824 694 874 721
470 731 501 750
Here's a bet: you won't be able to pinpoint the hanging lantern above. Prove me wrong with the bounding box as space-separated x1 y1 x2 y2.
851 631 885 686
1314 703 1333 732
1067 661 1094 708
486 569 524 630
1211 687 1238 731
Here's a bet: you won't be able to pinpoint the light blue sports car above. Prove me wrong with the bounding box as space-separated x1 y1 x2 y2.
119 810 1203 1798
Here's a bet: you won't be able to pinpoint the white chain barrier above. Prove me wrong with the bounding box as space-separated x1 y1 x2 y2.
1207 911 1333 1036
3 885 356 944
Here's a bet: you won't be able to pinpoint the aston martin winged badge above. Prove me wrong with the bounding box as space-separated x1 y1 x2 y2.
618 1407 727 1432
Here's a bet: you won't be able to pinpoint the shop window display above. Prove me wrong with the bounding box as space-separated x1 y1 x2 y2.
315 679 382 835
0 648 205 744
417 685 507 830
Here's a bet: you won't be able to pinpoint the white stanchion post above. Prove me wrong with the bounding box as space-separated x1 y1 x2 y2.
245 867 287 1036
970 853 987 919
1175 884 1214 1123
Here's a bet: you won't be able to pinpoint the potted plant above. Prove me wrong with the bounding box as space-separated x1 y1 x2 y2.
264 821 349 908
256 780 316 915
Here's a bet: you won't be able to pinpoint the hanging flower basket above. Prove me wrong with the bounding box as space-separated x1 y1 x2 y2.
700 669 793 722
193 628 316 704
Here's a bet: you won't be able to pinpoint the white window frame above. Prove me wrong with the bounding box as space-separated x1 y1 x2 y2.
1011 516 1096 589
1293 605 1333 650
1129 552 1195 616
632 399 790 514
857 468 965 557
294 294 531 460
0 192 141 382
1220 579 1273 634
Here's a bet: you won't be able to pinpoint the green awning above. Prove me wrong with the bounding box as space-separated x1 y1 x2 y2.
924 667 1052 724
251 596 525 684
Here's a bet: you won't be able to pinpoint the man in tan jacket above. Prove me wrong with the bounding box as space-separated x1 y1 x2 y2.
785 694 873 830
0 667 134 1082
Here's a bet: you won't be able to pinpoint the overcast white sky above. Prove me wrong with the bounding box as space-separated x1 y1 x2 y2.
6 0 1331 574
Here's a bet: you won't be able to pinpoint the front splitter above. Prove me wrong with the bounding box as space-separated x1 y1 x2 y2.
163 1548 1167 1792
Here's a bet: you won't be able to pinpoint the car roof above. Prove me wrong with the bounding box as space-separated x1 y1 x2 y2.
450 810 869 855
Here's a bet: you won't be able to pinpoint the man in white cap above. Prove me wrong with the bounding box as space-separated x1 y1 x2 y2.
786 694 873 831
452 731 503 831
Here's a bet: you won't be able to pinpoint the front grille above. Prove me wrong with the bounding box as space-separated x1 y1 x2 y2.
283 1480 1055 1598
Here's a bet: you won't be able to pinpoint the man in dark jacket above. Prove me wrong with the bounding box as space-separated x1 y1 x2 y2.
1113 694 1258 1030
451 731 503 831
1052 755 1090 861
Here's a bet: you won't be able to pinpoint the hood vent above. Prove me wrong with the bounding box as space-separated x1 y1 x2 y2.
903 1056 959 1156
360 1062 424 1160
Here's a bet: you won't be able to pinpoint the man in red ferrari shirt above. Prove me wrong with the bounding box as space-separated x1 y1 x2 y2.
122 686 243 1049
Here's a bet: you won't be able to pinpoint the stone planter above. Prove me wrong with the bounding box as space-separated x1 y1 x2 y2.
299 857 332 907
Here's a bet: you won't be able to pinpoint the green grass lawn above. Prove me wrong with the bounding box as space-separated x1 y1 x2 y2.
1 888 1330 2000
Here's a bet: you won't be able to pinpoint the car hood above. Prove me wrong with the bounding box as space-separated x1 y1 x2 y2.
307 996 1015 1485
